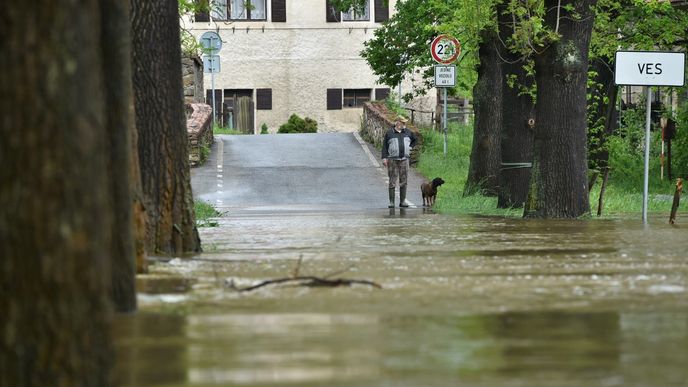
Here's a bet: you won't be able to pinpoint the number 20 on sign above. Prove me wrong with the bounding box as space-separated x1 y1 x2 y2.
431 34 461 64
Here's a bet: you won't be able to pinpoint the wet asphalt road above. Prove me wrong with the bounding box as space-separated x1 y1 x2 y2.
191 133 424 212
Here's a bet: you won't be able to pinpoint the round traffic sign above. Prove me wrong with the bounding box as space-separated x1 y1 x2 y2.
431 34 461 64
200 31 222 54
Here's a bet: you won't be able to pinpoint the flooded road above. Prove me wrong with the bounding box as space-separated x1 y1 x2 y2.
115 211 688 387
114 135 688 386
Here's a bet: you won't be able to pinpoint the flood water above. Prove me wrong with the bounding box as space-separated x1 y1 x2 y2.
113 210 688 386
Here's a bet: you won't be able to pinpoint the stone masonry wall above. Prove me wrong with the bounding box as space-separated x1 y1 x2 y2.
182 56 204 104
187 103 213 166
361 102 422 164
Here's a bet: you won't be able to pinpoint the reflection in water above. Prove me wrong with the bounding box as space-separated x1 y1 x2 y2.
114 211 688 386
114 311 688 386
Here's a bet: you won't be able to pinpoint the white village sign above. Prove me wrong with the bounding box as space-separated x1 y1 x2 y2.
615 51 686 223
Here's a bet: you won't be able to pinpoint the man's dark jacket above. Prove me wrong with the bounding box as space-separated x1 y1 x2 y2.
382 127 417 160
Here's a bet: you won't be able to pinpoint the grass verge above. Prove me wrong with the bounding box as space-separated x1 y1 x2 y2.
195 200 221 227
415 124 680 218
213 125 245 135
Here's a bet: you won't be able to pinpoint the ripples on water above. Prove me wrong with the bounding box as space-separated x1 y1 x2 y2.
114 211 688 386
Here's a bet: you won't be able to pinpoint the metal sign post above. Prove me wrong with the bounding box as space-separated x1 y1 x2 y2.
435 65 456 156
200 31 222 127
430 35 460 157
643 86 652 222
614 51 685 223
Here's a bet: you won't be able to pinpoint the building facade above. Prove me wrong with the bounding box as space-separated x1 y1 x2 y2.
186 0 436 133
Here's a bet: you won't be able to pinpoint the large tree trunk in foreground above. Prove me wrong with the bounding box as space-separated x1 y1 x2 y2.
497 1 535 208
132 0 201 254
524 0 596 218
102 0 139 312
0 1 115 385
465 29 502 196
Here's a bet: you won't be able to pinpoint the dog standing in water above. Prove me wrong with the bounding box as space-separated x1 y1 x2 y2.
421 177 445 207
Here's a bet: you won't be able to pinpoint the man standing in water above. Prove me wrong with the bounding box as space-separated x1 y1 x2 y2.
382 118 417 208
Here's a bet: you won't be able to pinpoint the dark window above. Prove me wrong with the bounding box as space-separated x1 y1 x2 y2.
343 89 371 108
194 0 209 22
374 0 388 22
256 88 272 110
327 88 343 110
326 0 341 22
272 0 286 22
230 0 266 20
375 88 390 101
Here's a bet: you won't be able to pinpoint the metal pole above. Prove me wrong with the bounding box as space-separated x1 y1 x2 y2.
211 67 216 128
398 81 402 107
642 86 652 223
443 87 448 156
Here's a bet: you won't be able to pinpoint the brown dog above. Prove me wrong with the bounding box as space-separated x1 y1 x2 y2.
421 177 445 207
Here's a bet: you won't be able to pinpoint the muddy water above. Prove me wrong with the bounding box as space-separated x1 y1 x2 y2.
114 210 688 386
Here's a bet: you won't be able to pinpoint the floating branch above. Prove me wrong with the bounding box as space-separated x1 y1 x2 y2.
228 276 382 292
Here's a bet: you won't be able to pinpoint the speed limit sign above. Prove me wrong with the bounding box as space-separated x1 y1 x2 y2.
431 34 461 64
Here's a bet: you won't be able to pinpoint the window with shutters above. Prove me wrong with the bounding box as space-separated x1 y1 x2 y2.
343 89 371 108
375 88 390 101
327 0 387 23
230 0 266 20
271 0 286 22
373 0 388 22
341 0 369 21
256 89 272 110
327 89 342 110
194 0 210 22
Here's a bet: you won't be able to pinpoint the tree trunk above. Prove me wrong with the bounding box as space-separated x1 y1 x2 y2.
588 57 618 172
102 0 139 312
524 0 596 218
497 1 535 208
0 1 114 385
465 29 502 196
132 0 201 254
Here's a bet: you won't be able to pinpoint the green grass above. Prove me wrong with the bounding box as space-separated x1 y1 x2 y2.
195 200 221 227
416 125 519 217
415 125 680 218
213 125 244 135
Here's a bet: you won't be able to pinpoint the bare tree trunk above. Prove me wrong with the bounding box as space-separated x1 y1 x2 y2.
0 1 114 385
588 57 618 172
102 0 139 312
524 0 596 218
497 1 535 208
132 0 201 254
465 29 502 196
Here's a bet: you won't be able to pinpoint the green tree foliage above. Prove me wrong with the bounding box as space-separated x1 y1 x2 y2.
361 0 492 100
278 114 318 133
179 0 209 56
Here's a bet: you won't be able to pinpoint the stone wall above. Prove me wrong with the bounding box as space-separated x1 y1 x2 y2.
361 102 422 164
186 103 213 166
182 56 204 104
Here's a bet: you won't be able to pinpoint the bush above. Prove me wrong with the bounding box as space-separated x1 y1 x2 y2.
278 114 318 133
260 123 269 134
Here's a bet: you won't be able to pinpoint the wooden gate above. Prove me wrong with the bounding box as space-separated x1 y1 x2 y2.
235 96 254 134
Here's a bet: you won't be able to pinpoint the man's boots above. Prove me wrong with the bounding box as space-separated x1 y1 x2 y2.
399 186 409 207
388 188 395 208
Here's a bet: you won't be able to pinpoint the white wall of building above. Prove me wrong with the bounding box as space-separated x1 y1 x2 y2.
187 0 435 133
